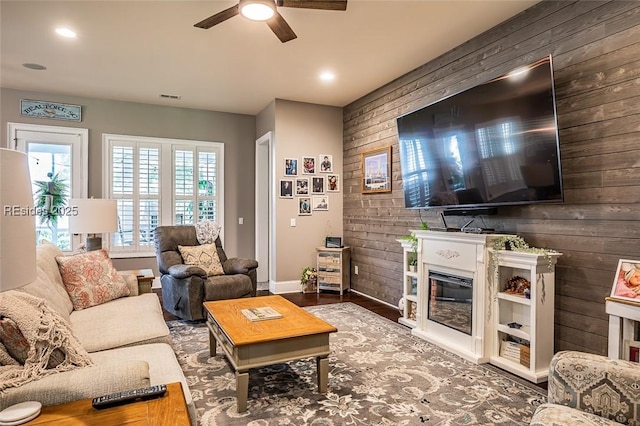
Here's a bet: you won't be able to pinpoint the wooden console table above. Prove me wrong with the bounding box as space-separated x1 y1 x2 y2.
25 382 190 425
606 297 640 359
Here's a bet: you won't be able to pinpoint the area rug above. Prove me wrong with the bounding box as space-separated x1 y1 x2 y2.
168 303 545 425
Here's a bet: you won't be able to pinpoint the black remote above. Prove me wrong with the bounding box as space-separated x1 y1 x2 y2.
92 384 167 409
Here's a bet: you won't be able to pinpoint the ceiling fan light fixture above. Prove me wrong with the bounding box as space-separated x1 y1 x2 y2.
239 0 275 21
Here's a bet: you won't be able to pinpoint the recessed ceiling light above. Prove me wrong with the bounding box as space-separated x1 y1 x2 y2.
55 28 77 38
22 63 47 71
319 71 335 82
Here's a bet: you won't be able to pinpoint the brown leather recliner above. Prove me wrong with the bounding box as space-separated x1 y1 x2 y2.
154 225 258 320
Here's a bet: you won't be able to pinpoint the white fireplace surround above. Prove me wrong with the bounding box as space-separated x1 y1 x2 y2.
411 230 507 363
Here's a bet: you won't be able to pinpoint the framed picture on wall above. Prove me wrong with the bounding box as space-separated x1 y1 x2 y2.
312 176 324 194
279 179 293 198
610 259 640 302
295 178 309 196
361 146 391 194
302 156 315 174
327 174 339 192
319 154 333 173
312 195 328 211
298 197 311 215
284 158 298 176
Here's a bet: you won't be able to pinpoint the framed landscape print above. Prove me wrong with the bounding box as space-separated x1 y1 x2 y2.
298 197 311 215
312 195 328 211
361 146 391 194
295 178 309 196
312 176 324 194
284 158 298 176
279 179 293 198
327 174 339 192
610 259 640 302
319 154 333 172
302 156 315 174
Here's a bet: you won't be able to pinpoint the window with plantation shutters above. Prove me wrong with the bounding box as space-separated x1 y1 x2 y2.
103 134 223 256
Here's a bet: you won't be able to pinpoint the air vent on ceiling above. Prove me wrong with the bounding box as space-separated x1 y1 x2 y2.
159 94 181 100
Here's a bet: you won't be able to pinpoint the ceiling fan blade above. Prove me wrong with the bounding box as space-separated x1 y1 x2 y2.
267 12 298 43
194 4 240 29
278 0 347 11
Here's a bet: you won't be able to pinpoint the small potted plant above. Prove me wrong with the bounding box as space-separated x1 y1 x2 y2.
408 252 418 272
300 266 317 293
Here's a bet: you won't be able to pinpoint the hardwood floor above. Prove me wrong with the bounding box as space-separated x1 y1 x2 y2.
154 288 399 322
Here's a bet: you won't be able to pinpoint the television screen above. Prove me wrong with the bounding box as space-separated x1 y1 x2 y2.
396 55 563 211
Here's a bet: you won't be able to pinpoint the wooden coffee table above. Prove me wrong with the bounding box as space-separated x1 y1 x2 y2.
204 295 337 412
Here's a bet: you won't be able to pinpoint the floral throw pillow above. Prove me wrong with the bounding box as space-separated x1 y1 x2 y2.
0 317 64 368
178 244 225 277
195 220 220 245
56 249 130 310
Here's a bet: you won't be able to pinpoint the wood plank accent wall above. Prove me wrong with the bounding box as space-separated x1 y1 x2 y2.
342 0 640 356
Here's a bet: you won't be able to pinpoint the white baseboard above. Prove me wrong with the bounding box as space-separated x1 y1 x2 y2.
269 280 301 294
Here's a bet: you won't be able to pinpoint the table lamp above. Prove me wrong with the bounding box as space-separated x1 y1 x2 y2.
69 198 118 251
0 148 37 292
0 149 43 425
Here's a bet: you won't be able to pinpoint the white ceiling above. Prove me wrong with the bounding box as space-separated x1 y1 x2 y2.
0 0 539 116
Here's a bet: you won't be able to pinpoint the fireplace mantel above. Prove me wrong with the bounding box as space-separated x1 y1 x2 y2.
410 230 511 363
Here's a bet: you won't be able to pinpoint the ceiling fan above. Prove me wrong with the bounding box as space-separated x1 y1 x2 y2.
194 0 348 43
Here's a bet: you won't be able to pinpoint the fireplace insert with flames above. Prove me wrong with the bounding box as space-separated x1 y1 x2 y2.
428 271 473 335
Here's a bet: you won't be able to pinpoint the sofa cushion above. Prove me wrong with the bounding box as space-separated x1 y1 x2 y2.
56 249 130 310
178 243 224 276
90 343 195 424
18 242 74 321
70 293 170 353
0 317 64 368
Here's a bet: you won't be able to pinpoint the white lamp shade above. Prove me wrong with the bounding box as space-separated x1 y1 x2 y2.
0 149 37 292
69 198 118 234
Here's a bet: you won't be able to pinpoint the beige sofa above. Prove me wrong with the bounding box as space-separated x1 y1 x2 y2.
0 241 195 425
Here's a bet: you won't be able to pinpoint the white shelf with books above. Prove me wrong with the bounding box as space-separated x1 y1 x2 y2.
489 249 561 383
398 239 420 329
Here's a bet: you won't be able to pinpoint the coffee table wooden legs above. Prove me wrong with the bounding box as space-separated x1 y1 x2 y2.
236 370 249 413
317 356 329 393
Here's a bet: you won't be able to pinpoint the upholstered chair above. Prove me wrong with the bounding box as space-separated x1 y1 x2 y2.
154 225 258 320
530 351 640 425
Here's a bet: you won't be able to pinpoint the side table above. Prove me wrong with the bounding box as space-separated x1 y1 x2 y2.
606 296 640 359
24 382 190 425
119 268 155 294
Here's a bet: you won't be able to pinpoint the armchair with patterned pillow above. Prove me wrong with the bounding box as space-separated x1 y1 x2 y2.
154 224 258 321
531 351 640 425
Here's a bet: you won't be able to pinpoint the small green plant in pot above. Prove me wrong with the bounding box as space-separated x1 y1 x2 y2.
300 266 317 293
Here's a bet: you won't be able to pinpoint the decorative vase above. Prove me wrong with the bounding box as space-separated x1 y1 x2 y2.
302 277 317 293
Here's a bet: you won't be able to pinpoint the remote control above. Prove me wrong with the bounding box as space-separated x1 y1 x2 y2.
92 384 167 409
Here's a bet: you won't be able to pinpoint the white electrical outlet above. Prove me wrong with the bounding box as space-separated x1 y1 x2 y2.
290 218 296 227
354 265 359 275
238 217 243 225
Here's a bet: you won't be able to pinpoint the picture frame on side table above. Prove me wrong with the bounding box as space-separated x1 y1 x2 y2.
610 259 640 302
361 146 391 194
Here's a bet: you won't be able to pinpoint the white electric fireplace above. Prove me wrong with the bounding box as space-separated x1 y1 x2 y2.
411 230 504 363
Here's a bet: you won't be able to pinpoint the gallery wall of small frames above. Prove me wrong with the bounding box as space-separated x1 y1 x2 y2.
279 154 339 215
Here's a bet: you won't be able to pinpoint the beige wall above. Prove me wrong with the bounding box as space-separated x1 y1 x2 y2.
1 88 257 273
273 100 343 287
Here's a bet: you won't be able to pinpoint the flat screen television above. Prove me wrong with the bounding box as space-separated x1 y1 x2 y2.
396 55 563 213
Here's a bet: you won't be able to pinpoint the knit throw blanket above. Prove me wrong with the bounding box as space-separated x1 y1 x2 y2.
0 291 94 392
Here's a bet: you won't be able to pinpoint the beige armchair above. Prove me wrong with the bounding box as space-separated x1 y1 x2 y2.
531 351 640 425
154 225 258 320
